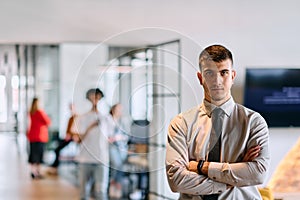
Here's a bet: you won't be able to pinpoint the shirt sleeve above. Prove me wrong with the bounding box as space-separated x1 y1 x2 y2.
38 110 51 126
208 114 270 187
165 115 227 196
76 115 87 135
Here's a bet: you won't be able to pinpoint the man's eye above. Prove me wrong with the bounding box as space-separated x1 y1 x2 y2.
221 70 229 76
205 71 213 76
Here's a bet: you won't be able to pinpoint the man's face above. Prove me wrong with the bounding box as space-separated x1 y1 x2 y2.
88 93 102 106
197 59 236 106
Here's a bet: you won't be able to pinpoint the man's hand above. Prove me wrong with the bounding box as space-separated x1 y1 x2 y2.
188 160 209 175
242 145 261 162
188 161 198 173
188 145 260 176
72 133 82 143
74 120 100 143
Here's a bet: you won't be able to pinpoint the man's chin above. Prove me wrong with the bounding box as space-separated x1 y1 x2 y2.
211 95 225 102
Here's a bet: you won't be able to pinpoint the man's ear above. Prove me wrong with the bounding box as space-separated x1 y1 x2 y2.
231 69 237 80
197 72 203 85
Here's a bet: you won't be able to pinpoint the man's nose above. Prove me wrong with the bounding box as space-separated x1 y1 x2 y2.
212 72 222 83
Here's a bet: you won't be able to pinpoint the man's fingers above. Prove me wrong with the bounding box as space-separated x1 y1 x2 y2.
248 148 260 157
248 145 261 154
243 145 261 161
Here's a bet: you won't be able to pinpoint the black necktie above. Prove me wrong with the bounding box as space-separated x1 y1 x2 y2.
203 108 224 200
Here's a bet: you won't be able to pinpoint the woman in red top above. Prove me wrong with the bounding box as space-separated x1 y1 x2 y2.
27 97 51 179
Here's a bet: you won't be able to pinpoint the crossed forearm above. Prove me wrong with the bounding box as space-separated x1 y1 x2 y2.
188 145 261 175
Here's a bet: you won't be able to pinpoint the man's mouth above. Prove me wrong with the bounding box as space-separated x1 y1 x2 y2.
211 88 223 91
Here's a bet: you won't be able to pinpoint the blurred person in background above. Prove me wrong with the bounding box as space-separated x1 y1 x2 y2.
108 103 129 198
27 97 51 179
48 103 77 175
74 88 111 200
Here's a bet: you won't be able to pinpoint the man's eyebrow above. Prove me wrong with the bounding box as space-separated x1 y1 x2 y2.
202 69 213 73
219 69 230 72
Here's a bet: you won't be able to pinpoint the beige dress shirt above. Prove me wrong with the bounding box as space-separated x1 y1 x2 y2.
166 97 270 200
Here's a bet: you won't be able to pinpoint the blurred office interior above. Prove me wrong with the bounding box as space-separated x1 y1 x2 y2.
1 1 300 199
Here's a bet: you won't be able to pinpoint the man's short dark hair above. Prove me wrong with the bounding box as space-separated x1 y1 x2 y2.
199 44 233 70
86 88 104 99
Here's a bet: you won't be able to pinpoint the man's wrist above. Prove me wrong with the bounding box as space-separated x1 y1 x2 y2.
197 160 205 175
202 161 210 175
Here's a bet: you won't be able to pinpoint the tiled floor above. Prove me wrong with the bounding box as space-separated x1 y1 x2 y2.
0 132 79 200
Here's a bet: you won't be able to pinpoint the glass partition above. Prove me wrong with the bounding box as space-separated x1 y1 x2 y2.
0 45 59 143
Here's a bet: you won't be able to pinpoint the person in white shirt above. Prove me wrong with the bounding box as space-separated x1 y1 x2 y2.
165 44 270 200
75 88 110 200
107 103 129 198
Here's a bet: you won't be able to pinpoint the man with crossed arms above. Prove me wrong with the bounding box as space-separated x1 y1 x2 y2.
166 44 270 200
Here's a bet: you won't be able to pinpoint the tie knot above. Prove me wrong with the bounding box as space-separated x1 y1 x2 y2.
211 108 224 128
212 108 223 117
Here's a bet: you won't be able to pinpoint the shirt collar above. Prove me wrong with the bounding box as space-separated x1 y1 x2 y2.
202 97 235 117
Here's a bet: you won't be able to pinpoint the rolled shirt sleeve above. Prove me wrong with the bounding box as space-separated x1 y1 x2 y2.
208 114 270 187
166 114 227 195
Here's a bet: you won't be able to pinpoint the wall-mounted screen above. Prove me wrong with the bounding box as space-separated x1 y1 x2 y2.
244 68 300 127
